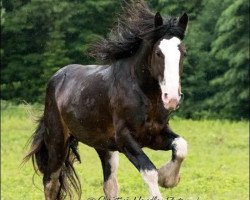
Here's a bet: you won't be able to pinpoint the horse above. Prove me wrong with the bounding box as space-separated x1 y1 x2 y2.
24 1 189 199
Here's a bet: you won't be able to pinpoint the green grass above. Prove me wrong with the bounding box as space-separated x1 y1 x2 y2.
1 103 249 200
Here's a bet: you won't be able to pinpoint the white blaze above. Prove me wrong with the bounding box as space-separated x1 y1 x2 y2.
158 37 181 101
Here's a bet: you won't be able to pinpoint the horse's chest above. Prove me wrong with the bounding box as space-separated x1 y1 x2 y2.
145 100 168 128
135 103 167 136
134 119 165 148
146 119 165 133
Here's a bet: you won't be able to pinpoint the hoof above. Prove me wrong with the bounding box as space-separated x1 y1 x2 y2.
158 162 181 188
158 172 180 188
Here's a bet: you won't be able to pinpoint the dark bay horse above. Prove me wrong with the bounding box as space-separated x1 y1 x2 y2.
25 1 189 199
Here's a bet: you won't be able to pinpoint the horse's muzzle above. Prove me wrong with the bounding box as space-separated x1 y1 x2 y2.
164 99 179 111
162 93 184 111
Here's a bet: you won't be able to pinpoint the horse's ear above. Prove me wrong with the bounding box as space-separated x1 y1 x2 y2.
178 13 189 32
155 12 163 28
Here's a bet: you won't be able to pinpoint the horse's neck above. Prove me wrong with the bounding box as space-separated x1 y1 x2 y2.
112 43 160 98
136 65 160 97
133 47 160 97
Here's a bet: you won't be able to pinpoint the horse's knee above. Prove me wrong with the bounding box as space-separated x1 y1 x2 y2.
172 137 188 161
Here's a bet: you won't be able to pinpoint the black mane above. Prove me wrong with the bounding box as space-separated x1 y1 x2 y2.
90 0 185 63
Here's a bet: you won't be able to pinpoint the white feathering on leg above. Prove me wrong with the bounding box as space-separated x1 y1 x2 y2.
172 137 188 160
140 169 163 199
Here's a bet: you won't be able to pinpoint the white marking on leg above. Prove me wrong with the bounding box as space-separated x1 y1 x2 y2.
104 151 119 199
173 137 188 160
140 169 162 199
158 137 187 188
158 37 181 102
44 169 61 200
109 151 119 173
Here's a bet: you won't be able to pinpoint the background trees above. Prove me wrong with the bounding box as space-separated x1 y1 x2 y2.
209 0 249 119
1 0 249 120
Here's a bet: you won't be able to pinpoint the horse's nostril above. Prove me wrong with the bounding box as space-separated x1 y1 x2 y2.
180 93 184 99
180 93 184 102
164 93 168 99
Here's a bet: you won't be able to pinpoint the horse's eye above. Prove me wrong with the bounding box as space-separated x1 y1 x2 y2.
155 50 162 57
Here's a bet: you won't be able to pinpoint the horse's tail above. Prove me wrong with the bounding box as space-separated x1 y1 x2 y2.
23 116 48 174
23 116 82 200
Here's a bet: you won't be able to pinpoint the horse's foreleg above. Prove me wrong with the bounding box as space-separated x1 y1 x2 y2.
115 126 162 199
96 150 119 199
158 128 188 188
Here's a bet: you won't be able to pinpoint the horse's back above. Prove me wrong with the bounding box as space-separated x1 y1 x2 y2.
49 64 111 105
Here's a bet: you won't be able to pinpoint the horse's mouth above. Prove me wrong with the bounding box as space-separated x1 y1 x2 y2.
163 100 179 111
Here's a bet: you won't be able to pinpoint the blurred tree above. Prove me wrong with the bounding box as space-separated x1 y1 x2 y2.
149 0 203 20
178 0 249 120
209 0 249 119
1 0 120 102
1 0 71 101
176 0 232 119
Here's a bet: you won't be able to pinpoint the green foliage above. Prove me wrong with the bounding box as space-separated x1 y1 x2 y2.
1 0 249 120
149 0 202 19
209 0 249 119
1 104 249 199
175 0 249 120
176 0 232 119
1 0 120 102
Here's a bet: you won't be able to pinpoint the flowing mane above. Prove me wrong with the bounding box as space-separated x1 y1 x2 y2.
90 0 185 63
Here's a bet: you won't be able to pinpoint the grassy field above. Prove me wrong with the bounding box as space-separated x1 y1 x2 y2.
1 103 249 200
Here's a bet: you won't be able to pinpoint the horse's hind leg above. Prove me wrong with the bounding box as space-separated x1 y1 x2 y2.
41 93 72 200
43 168 62 200
25 85 81 199
96 150 119 198
43 144 68 200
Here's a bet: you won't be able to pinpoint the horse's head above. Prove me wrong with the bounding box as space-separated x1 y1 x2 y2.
150 13 188 111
